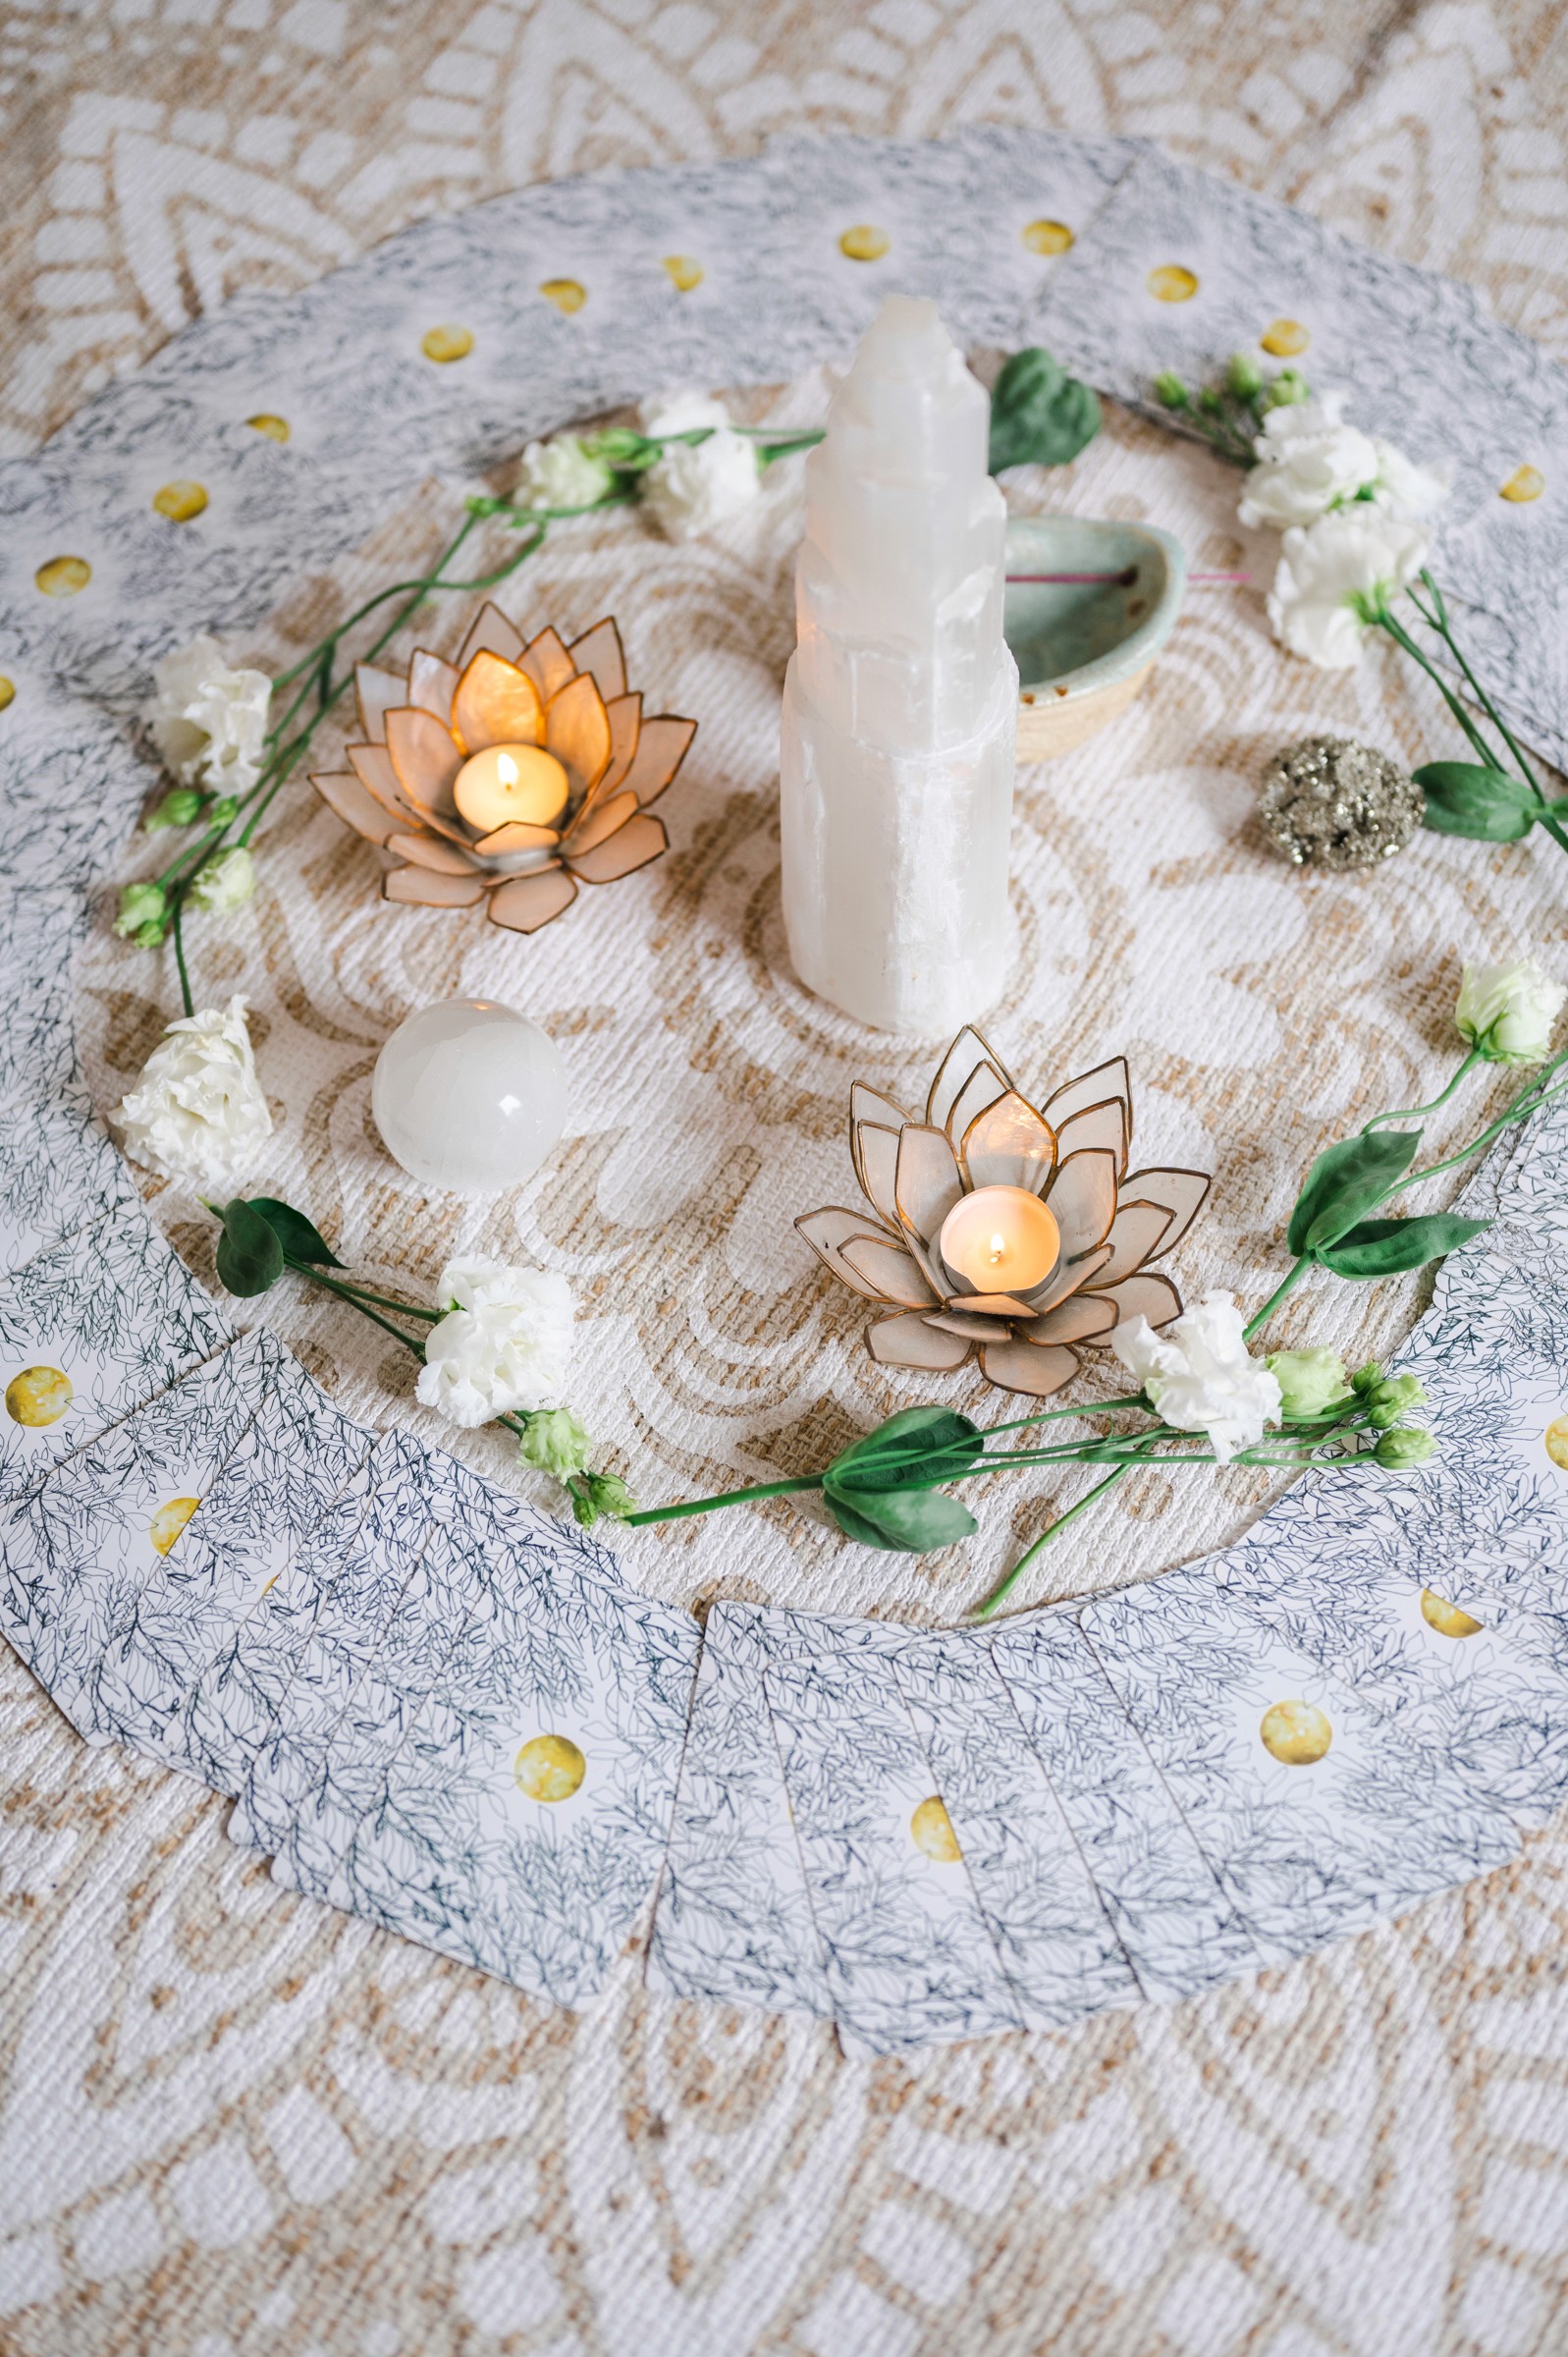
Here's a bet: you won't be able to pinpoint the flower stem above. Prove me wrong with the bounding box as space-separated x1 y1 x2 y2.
968 1463 1137 1620
282 1255 430 1357
1242 1255 1312 1341
1361 1047 1481 1130
624 1476 824 1525
171 894 194 1019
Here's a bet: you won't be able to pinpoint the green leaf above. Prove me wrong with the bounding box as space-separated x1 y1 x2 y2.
988 348 1101 473
1413 761 1541 842
828 1406 983 1494
1317 1212 1489 1278
215 1198 285 1297
822 1478 979 1553
1286 1129 1421 1257
246 1196 344 1268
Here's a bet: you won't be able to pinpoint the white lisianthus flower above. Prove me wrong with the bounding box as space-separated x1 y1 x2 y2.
188 845 256 915
117 996 273 1188
1113 1291 1282 1463
415 1257 573 1429
149 636 271 795
1370 439 1450 521
1238 393 1380 530
1267 509 1429 670
515 434 616 512
1455 957 1566 1064
638 388 759 540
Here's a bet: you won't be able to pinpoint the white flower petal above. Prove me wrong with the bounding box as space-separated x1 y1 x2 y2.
117 995 272 1188
414 1258 574 1428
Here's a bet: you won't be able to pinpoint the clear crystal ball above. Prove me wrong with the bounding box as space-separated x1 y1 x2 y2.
372 999 567 1196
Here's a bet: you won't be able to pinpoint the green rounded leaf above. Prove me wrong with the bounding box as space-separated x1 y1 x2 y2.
829 1405 982 1493
246 1196 344 1268
823 1478 978 1553
1317 1211 1489 1279
1413 761 1540 842
1287 1129 1421 1256
215 1198 286 1297
989 348 1101 473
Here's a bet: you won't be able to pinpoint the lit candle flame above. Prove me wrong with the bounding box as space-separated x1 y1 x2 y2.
498 752 517 788
989 1233 1005 1261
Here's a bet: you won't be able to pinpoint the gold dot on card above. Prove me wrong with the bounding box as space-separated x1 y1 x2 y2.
35 555 90 596
1147 264 1198 302
245 412 291 442
1259 1699 1332 1764
838 224 890 262
1419 1589 1484 1639
152 479 208 521
538 279 586 314
422 324 474 362
910 1795 962 1861
1500 465 1544 503
0 678 14 713
149 1497 200 1556
514 1733 586 1802
5 1366 72 1427
661 254 703 292
1260 317 1310 356
1022 218 1073 255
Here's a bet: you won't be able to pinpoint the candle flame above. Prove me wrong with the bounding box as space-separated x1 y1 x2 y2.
989 1233 1005 1261
498 752 518 788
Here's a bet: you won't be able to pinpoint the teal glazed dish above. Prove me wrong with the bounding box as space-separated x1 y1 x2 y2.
1003 515 1187 760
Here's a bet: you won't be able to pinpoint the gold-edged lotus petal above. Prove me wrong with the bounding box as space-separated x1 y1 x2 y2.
1020 1292 1119 1345
1095 1201 1174 1288
894 1124 964 1248
545 671 613 796
947 1292 1038 1317
618 715 696 809
408 650 460 729
1054 1096 1127 1173
452 650 544 755
927 1025 1016 1131
839 1235 938 1308
348 742 428 831
853 1121 901 1232
487 867 580 934
945 1059 1010 1154
568 811 668 884
1020 1240 1112 1316
566 790 637 856
1043 1058 1131 1152
960 1090 1056 1193
598 693 642 797
1088 1272 1182 1330
386 706 463 818
1118 1168 1211 1255
458 601 525 669
867 1312 973 1373
849 1082 908 1138
568 617 627 703
1045 1147 1118 1262
977 1339 1081 1399
472 820 561 856
310 769 393 847
384 865 487 908
796 1208 907 1302
386 830 482 875
354 662 405 745
927 1310 1012 1342
520 626 575 703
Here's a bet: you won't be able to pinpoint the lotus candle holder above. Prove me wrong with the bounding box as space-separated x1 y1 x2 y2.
797 1027 1210 1398
310 602 695 935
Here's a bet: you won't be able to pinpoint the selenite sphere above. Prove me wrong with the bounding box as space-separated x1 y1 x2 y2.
372 999 567 1196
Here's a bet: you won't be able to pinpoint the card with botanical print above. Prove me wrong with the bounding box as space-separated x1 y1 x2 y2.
736 1610 1024 2056
295 1528 701 2010
0 1206 235 1500
644 1604 835 2024
1217 1533 1568 1831
227 1430 447 1860
0 1080 139 1284
0 1330 271 1740
0 884 89 1104
89 1349 377 1782
1075 1571 1521 1967
989 1609 1265 2002
886 1623 1143 2029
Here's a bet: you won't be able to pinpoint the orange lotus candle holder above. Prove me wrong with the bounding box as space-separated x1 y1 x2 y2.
309 602 694 935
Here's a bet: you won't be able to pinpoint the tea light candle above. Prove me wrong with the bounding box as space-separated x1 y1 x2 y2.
939 1185 1059 1294
454 742 569 833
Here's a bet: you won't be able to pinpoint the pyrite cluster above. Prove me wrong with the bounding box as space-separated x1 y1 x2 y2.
1258 736 1424 869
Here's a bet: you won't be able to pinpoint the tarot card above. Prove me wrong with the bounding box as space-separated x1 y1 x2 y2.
989 1609 1265 2002
887 1623 1143 2028
0 1080 138 1283
0 1330 272 1739
1075 1570 1520 1967
295 1528 700 2010
0 1206 235 1499
89 1349 377 1782
644 1603 835 2023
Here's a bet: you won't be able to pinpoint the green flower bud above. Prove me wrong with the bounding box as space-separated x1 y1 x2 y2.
189 845 256 915
1226 352 1264 399
516 1407 595 1481
1153 370 1189 410
1267 1346 1351 1419
1351 1360 1383 1396
1363 1372 1427 1429
1374 1425 1436 1468
113 879 169 941
582 426 660 469
1197 386 1223 414
571 1470 637 1528
207 795 241 825
144 787 205 832
1263 366 1310 410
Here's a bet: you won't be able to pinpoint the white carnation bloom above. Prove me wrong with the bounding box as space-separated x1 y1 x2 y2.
638 388 759 540
117 996 273 1188
1267 509 1429 670
1238 393 1380 530
1455 957 1566 1064
189 845 256 915
515 434 616 511
1370 439 1450 521
415 1257 573 1429
1112 1290 1282 1463
149 636 271 795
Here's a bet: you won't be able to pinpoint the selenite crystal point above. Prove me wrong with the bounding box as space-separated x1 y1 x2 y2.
372 998 567 1195
1258 736 1425 869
